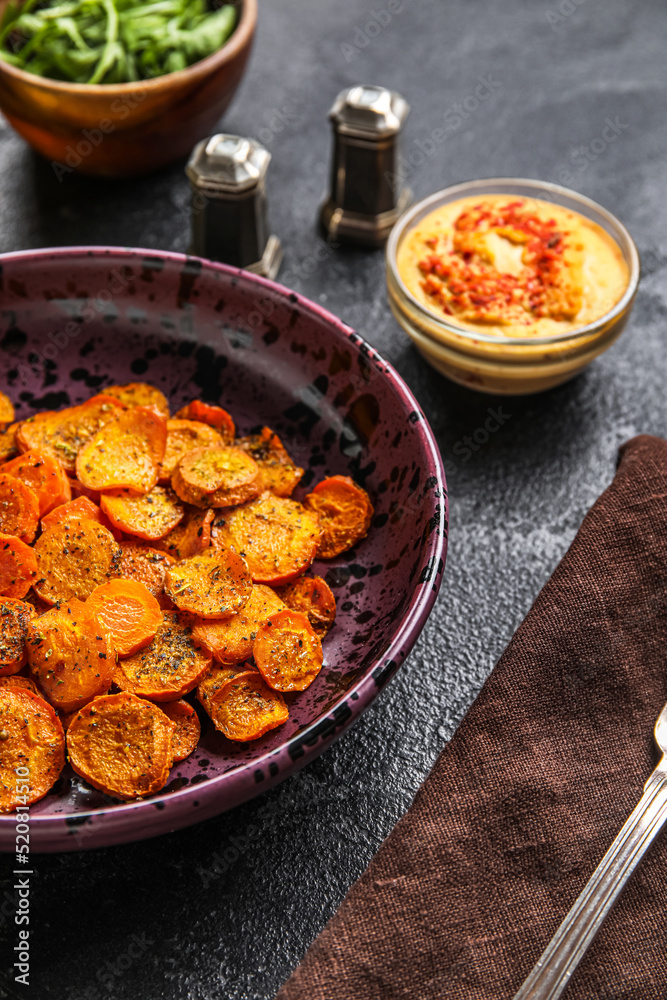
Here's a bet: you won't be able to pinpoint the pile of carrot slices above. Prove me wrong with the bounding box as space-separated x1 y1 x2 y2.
0 384 374 810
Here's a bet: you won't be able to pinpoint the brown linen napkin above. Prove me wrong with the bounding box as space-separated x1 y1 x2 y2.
277 434 667 1000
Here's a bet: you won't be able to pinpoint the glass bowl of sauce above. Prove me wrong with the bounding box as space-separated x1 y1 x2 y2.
386 178 640 394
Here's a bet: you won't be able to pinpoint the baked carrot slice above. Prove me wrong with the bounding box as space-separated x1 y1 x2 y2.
253 609 323 692
3 448 71 517
159 419 224 483
102 383 169 418
153 506 213 560
174 401 235 440
237 427 304 497
86 579 163 658
41 495 107 534
16 394 124 473
0 598 34 676
100 486 184 541
33 517 122 604
172 446 260 508
0 423 18 462
0 675 40 695
76 404 167 494
118 542 174 599
304 475 374 558
26 600 115 712
196 665 245 712
0 534 37 599
276 576 337 636
0 688 65 812
164 549 252 619
212 492 321 585
66 692 175 800
193 584 285 665
206 670 288 742
115 610 211 701
0 472 40 543
0 392 14 423
159 699 201 761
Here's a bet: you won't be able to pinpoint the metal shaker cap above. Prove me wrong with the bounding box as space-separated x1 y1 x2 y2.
321 85 411 248
186 134 282 278
329 85 410 139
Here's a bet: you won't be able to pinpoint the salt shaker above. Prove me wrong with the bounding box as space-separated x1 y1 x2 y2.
186 134 282 278
320 85 411 247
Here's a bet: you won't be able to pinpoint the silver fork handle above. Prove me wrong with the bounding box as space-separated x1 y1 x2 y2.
513 758 667 1000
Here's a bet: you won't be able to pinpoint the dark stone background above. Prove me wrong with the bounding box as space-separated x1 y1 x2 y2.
0 0 665 997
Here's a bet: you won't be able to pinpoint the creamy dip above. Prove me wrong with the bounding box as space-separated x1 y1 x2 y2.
396 195 629 338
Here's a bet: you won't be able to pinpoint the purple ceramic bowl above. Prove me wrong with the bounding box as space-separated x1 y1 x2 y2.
0 247 447 852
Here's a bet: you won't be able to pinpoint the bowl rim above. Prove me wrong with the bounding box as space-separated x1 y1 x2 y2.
0 245 448 851
386 176 641 348
0 0 256 94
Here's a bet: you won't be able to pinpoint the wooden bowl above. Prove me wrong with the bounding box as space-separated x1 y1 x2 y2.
0 0 257 176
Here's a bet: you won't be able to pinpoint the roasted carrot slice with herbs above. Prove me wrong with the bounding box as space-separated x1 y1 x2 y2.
0 688 65 812
0 598 34 676
206 670 288 742
253 608 323 692
16 394 124 473
67 692 175 800
102 383 169 418
26 600 115 713
118 542 174 599
34 517 122 604
164 548 252 619
276 576 337 636
86 579 163 658
100 485 184 541
237 427 304 497
159 419 224 482
0 423 18 463
153 506 213 560
212 492 321 585
193 584 285 665
196 665 244 712
304 475 374 558
0 392 14 424
40 495 109 534
0 472 40 543
0 675 40 695
159 699 201 761
115 610 211 701
172 445 260 508
0 534 37 599
3 448 71 517
174 401 235 440
76 404 167 494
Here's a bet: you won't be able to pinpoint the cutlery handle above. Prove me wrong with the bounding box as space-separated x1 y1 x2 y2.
513 760 667 1000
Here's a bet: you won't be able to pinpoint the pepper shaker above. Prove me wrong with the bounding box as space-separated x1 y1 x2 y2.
186 134 282 278
320 85 411 247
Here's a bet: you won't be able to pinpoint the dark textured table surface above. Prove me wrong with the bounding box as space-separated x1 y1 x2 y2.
0 1 665 998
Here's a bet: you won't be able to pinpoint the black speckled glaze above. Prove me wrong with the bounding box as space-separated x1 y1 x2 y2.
0 247 446 851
